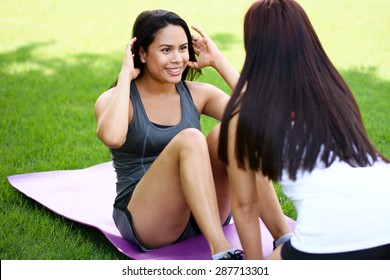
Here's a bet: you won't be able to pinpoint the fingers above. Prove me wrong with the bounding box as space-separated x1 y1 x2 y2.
125 37 137 53
129 37 137 46
187 61 199 69
191 25 207 39
191 27 207 55
122 37 138 73
191 25 209 46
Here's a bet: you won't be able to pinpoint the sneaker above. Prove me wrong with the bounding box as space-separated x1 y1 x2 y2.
218 250 244 260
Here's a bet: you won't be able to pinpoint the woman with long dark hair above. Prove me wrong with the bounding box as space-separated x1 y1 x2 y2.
94 9 291 260
217 0 390 259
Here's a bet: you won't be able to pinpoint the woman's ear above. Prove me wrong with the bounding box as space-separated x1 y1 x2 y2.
139 47 146 63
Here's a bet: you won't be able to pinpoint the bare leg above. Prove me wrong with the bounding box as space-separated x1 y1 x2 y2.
225 115 290 259
128 128 232 254
206 124 231 223
256 174 291 240
267 244 283 260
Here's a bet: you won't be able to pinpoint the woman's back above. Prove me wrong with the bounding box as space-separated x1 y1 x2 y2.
281 159 390 254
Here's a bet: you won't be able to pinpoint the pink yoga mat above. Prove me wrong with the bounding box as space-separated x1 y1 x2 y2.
7 162 295 260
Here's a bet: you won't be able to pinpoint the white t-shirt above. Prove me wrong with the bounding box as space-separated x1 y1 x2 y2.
280 159 390 253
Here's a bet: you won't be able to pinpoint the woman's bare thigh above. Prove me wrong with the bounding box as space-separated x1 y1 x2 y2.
127 129 204 248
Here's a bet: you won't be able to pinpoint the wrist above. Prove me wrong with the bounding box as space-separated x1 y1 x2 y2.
116 71 132 88
118 69 132 80
211 52 228 71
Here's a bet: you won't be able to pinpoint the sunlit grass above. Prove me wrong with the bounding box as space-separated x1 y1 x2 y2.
1 0 388 259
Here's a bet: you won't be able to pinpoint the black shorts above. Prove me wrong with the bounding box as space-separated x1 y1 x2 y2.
281 239 390 260
113 207 231 252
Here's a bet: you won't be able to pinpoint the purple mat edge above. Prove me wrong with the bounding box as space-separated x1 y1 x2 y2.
7 163 295 260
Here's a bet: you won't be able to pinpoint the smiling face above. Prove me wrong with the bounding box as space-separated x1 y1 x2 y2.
139 24 190 84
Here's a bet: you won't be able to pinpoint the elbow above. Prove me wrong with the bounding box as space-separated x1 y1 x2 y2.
105 138 126 149
96 129 126 149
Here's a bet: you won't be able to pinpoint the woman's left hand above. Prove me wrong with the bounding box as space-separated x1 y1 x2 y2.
188 26 222 69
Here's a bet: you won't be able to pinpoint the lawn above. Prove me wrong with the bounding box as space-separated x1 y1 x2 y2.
1 0 389 259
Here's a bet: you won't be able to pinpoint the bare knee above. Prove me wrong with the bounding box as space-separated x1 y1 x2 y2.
176 128 208 154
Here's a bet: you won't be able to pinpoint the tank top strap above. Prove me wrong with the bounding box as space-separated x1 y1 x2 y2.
176 81 200 126
176 81 191 101
129 80 200 128
129 81 149 127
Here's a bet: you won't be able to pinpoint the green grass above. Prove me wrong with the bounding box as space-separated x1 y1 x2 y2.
1 0 389 259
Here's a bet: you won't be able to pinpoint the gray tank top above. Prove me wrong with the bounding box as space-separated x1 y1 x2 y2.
111 81 201 209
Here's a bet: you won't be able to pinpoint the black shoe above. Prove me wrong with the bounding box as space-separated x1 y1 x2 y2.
218 250 244 260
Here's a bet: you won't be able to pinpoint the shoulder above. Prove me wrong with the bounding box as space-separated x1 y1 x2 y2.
184 81 222 94
183 81 230 118
183 81 227 104
94 87 116 113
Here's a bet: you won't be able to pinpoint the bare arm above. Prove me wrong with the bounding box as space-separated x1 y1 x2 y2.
189 26 240 91
226 115 264 259
185 81 230 121
94 38 140 148
224 114 292 259
186 26 240 121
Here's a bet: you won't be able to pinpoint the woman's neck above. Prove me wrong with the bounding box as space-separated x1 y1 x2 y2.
135 75 178 97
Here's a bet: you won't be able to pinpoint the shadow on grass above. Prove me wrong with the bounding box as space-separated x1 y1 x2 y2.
0 42 127 259
0 42 119 172
1 41 389 259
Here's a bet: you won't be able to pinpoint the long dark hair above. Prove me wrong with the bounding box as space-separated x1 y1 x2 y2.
111 9 201 87
219 0 388 181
